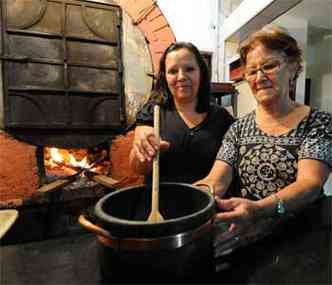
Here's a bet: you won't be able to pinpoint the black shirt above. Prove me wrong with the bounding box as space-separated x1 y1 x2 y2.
136 102 234 184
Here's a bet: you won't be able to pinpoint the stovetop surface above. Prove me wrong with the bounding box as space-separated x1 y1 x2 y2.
1 233 100 285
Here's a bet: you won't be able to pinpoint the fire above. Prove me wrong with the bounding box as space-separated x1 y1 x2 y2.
44 147 93 176
48 148 63 166
43 147 112 177
49 148 91 169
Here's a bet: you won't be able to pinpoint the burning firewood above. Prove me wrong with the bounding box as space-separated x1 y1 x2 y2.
84 170 120 188
37 155 114 194
37 174 78 193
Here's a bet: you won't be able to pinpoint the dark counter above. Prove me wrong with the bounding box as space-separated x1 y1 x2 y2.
0 197 331 284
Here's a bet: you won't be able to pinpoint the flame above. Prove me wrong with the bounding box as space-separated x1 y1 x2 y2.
50 148 64 163
44 147 111 177
68 154 91 168
48 147 91 169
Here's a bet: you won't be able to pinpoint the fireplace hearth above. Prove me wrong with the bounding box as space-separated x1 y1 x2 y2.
0 130 144 245
0 0 178 245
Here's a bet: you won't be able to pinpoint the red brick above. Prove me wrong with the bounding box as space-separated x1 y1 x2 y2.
146 6 162 21
138 20 154 42
149 16 169 32
0 133 39 202
149 40 167 53
113 0 175 72
110 131 144 188
153 26 176 43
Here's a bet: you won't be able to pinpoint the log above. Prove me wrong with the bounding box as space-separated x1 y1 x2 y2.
84 170 120 188
37 175 77 193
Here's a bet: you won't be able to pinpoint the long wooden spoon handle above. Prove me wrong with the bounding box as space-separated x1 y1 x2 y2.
152 105 160 212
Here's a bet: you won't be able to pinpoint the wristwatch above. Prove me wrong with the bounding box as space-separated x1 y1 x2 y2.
272 193 286 216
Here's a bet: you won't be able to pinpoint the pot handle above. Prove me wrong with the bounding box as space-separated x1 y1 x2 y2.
78 214 112 239
194 183 218 224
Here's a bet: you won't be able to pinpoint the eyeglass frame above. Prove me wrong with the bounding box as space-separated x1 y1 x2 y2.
244 58 286 81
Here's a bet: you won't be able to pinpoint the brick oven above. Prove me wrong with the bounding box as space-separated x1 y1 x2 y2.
0 0 175 243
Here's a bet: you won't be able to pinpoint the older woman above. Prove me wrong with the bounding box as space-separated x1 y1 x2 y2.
129 42 234 184
197 26 332 226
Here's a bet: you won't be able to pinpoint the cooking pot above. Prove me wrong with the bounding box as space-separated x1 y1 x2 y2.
79 182 216 283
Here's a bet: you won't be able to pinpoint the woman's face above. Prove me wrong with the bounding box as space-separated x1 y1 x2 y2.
165 48 201 106
245 43 295 106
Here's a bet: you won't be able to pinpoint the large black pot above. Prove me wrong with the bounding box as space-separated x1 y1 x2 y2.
80 182 216 283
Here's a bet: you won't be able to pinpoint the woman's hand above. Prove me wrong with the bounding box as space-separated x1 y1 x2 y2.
214 197 262 226
129 126 170 174
133 125 170 162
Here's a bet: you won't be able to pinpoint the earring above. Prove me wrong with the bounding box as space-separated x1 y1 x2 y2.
289 78 296 100
289 78 296 89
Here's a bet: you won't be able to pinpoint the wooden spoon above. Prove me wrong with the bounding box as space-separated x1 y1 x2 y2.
147 105 164 223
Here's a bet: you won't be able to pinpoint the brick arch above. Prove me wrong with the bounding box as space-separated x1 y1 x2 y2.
114 0 176 72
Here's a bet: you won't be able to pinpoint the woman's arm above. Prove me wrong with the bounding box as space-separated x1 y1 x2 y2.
215 159 331 224
256 159 330 216
194 160 233 197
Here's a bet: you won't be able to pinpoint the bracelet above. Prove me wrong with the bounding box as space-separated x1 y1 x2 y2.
272 193 286 216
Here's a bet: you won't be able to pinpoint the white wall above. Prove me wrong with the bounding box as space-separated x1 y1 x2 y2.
221 0 275 40
157 0 221 81
233 80 256 117
272 15 308 104
307 33 332 113
157 0 217 52
307 32 332 196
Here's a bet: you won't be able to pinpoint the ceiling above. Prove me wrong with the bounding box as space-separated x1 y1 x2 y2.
289 0 332 30
226 0 332 43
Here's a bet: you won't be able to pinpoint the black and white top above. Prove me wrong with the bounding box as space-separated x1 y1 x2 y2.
136 101 234 184
217 109 332 200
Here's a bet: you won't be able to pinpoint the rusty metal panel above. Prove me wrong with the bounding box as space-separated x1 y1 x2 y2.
68 67 118 93
0 4 2 53
69 94 121 127
8 92 68 127
66 3 119 42
8 91 121 128
0 3 3 128
67 41 117 67
8 35 63 61
7 62 64 90
1 0 124 135
6 0 62 34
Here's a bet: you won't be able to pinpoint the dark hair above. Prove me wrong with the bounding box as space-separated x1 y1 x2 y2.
239 25 303 80
150 42 210 113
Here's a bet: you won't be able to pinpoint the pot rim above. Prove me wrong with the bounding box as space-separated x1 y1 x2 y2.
96 219 214 250
95 182 215 228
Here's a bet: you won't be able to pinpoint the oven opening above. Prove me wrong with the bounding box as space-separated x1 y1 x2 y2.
36 144 115 192
43 146 112 179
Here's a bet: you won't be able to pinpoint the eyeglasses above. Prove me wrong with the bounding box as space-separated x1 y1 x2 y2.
244 59 283 81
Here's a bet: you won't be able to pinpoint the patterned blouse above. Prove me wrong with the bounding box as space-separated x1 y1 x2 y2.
216 109 332 200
